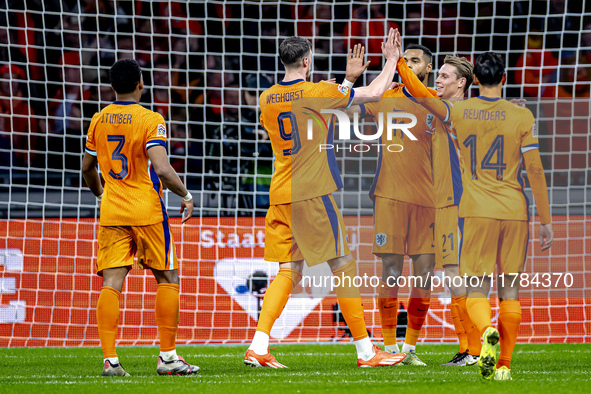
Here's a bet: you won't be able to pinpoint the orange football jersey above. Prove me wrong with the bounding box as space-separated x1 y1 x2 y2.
392 59 462 208
432 124 463 208
85 101 169 226
259 80 354 205
363 85 438 208
447 97 539 221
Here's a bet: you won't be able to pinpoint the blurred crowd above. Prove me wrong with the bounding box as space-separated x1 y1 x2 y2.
0 0 590 215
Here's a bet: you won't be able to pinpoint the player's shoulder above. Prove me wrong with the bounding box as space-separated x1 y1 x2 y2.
134 105 164 123
497 99 534 120
307 80 337 91
90 111 102 122
381 86 405 98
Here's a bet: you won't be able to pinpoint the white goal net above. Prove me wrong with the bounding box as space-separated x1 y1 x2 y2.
0 0 589 346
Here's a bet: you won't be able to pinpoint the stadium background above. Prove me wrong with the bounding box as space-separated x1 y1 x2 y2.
0 0 589 347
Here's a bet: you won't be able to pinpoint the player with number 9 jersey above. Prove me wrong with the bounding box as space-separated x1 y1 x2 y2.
245 35 409 369
259 80 354 205
85 103 168 227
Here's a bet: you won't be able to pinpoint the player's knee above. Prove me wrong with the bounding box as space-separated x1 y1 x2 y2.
279 260 304 276
380 254 403 283
327 254 353 273
152 268 179 285
443 265 465 295
411 255 435 278
101 267 129 292
498 277 519 300
444 264 460 278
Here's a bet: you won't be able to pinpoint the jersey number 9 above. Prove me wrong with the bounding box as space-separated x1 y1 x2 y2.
277 112 301 156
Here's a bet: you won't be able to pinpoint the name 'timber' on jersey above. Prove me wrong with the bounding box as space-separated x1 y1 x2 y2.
85 102 169 226
259 80 354 205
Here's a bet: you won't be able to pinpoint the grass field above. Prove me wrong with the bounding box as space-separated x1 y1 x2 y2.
1 343 589 393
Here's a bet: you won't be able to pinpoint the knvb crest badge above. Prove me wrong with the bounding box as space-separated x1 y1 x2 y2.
376 233 387 247
425 113 436 134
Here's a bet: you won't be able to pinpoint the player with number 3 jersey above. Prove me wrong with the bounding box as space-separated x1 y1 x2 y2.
82 59 198 377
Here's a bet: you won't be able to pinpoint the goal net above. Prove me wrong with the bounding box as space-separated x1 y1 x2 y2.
0 0 589 346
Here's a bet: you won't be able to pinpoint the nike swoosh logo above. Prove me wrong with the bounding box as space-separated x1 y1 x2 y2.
383 305 396 309
443 254 452 259
417 308 429 312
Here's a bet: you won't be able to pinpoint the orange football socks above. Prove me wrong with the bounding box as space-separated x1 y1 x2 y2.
256 268 302 335
378 281 399 346
456 296 482 355
466 295 492 335
405 287 431 346
332 260 368 341
497 300 522 369
97 286 120 359
155 283 180 352
450 295 468 353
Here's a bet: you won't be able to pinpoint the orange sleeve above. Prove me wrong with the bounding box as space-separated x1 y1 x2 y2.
84 113 100 156
145 112 167 151
523 149 551 224
311 81 354 109
259 112 265 130
396 57 450 122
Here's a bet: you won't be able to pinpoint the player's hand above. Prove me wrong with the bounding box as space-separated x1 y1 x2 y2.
509 98 527 107
345 44 371 83
255 128 269 140
388 82 400 90
394 28 403 59
381 27 397 61
181 198 194 224
540 223 553 251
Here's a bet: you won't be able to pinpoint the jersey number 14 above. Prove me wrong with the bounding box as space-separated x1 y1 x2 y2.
463 134 507 180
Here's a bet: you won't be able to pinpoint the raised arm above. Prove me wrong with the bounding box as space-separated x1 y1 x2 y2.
396 57 449 121
522 149 553 250
348 28 400 104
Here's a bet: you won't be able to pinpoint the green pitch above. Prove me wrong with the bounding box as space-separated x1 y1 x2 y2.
1 344 589 393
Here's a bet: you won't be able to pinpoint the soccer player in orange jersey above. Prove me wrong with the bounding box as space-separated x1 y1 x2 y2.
245 29 407 368
397 51 554 380
82 59 199 377
344 43 441 365
405 55 483 367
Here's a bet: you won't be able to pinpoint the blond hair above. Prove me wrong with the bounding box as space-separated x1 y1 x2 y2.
443 55 474 92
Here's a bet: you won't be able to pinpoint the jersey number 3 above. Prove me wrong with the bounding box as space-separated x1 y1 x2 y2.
463 134 506 180
277 112 301 156
107 135 129 180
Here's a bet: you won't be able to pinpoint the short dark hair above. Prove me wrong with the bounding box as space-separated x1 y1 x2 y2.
109 59 142 94
474 52 505 86
279 37 312 67
405 43 432 63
